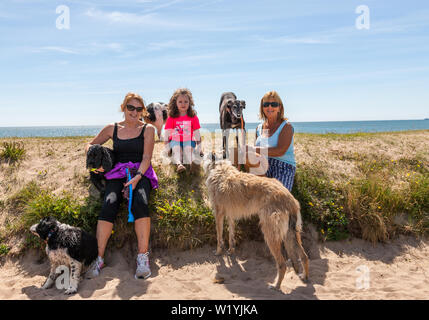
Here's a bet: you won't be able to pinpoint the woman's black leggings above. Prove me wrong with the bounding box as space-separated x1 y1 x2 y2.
99 176 152 223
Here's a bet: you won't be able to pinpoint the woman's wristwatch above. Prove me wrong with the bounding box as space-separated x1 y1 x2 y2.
136 171 143 178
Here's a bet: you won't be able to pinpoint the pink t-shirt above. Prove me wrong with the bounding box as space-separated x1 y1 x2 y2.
165 115 201 142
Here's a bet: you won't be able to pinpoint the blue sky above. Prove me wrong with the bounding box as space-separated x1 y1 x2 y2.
0 0 428 126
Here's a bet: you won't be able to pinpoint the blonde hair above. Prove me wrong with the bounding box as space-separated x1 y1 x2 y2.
120 92 148 119
259 91 287 122
167 88 197 118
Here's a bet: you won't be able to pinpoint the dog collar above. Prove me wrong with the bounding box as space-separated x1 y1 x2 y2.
46 229 55 241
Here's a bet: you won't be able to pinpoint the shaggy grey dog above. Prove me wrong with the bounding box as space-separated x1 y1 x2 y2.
30 216 98 294
204 154 309 290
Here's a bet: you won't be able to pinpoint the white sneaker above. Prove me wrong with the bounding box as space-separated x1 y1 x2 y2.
86 256 104 279
135 252 151 279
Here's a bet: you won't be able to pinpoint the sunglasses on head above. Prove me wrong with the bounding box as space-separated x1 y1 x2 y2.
263 102 280 108
126 104 144 112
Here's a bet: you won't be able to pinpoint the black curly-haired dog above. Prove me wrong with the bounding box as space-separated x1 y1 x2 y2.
86 144 115 195
30 216 98 294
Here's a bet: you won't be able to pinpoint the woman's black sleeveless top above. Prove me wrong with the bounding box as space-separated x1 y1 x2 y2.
113 123 146 163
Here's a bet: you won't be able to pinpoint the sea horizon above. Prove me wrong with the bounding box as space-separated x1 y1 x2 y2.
0 119 429 138
1 118 428 128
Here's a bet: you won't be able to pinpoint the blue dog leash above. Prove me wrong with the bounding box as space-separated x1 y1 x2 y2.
126 168 135 223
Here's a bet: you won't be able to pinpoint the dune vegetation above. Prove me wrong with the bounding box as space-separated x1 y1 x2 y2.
0 130 428 257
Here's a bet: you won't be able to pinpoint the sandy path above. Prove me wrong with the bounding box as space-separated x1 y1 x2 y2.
1 237 428 300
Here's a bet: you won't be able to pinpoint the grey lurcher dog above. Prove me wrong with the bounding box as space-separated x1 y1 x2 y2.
204 154 309 290
219 92 246 160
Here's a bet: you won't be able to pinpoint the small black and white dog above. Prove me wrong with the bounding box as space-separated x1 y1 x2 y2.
30 217 98 294
86 144 115 195
145 102 168 139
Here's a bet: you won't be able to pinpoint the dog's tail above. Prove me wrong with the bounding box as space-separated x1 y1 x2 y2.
288 201 303 234
285 204 309 281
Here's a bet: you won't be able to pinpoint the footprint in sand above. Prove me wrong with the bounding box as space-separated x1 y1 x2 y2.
182 282 202 293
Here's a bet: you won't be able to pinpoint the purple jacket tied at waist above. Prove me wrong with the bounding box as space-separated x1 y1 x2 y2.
104 162 159 189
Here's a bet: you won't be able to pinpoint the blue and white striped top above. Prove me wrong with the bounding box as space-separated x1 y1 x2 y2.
255 121 296 167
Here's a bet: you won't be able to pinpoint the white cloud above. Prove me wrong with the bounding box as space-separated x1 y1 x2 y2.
147 40 188 51
89 42 124 52
82 6 256 32
141 0 184 13
38 46 80 54
84 7 181 28
252 35 331 45
31 42 125 56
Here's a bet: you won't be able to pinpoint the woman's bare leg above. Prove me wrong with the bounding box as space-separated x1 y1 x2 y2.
96 220 114 258
135 217 151 254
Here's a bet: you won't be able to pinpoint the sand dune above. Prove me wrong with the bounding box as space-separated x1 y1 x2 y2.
1 133 428 300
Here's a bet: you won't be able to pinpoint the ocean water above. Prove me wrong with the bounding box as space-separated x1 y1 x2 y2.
0 120 428 138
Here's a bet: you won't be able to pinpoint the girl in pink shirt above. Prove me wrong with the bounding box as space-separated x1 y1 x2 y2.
164 88 202 173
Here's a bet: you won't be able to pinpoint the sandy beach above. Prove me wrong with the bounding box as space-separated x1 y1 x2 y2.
1 236 428 300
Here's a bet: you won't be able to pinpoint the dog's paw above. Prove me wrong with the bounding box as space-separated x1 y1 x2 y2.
214 248 223 256
298 273 309 282
227 248 235 255
41 279 54 290
64 287 78 295
268 283 283 292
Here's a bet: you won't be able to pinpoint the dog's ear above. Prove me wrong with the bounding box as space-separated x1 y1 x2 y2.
162 107 168 121
43 216 57 225
227 100 233 109
36 216 57 239
146 103 157 122
87 144 104 168
86 150 91 168
241 100 246 108
101 147 114 172
86 145 97 168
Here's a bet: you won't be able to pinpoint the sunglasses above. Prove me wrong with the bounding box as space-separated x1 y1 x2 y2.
263 102 280 108
126 104 144 112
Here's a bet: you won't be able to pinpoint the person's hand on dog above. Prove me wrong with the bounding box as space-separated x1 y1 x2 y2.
91 167 105 174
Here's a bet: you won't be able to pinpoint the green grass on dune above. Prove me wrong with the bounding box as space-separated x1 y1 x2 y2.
0 132 428 256
293 154 428 242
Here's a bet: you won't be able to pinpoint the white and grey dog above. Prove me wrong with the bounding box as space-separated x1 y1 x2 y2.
30 217 98 294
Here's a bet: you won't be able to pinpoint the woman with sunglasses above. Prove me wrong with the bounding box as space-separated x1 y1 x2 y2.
252 91 296 191
84 92 157 280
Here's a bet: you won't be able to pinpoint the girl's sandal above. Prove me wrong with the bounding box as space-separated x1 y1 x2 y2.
177 164 186 173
